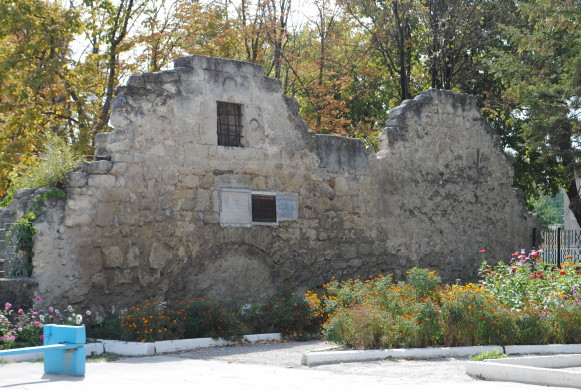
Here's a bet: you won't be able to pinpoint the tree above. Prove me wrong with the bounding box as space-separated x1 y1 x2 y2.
341 0 419 102
488 0 581 225
0 0 83 197
84 0 147 133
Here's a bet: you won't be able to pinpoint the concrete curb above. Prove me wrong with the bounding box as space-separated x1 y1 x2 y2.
0 333 282 362
301 344 581 366
466 354 581 388
301 345 503 366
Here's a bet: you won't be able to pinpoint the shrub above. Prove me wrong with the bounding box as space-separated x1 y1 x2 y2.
240 285 319 339
11 135 80 191
181 298 248 341
314 258 581 349
1 297 91 349
117 299 249 342
406 268 442 298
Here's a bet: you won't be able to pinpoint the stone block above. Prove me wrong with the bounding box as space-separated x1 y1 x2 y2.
66 171 88 187
102 246 124 269
66 196 93 211
64 213 93 227
88 175 117 187
83 161 113 174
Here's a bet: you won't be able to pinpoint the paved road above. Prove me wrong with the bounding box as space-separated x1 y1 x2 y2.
0 340 575 389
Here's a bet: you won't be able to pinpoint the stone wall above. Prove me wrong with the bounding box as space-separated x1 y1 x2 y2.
0 55 537 312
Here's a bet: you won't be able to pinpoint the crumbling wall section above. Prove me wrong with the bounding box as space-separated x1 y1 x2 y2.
0 56 537 312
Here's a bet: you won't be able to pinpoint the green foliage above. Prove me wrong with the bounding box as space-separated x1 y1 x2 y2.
1 298 91 349
529 192 564 230
181 298 249 341
239 285 320 339
406 268 442 298
315 261 581 349
118 299 249 343
6 212 36 277
5 188 68 276
11 135 80 191
479 251 580 310
469 350 507 361
86 314 122 341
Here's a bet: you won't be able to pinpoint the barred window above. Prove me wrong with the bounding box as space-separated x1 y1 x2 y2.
217 102 243 147
251 194 277 223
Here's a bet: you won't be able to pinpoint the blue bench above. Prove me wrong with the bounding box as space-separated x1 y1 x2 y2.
0 324 85 376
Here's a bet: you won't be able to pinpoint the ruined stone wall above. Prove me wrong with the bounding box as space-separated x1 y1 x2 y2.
0 55 537 312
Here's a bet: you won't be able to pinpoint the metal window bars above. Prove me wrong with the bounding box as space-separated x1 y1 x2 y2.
217 102 243 147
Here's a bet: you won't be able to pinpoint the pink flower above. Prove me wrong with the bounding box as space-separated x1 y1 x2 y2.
32 312 38 316
33 321 40 327
48 307 54 313
39 335 44 341
4 302 11 310
479 249 486 253
35 296 41 301
18 309 23 314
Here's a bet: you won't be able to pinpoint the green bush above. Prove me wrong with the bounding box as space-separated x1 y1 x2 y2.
181 298 248 341
12 135 80 190
239 285 320 339
315 259 581 349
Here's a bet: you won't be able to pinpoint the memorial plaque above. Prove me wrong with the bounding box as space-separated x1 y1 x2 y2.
220 188 251 226
276 195 298 220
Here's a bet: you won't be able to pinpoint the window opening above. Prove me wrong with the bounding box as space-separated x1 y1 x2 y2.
217 102 243 147
251 194 277 223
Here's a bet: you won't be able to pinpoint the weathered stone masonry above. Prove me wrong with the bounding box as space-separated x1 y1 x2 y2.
1 55 536 312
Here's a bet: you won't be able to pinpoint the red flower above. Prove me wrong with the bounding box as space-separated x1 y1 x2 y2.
479 250 486 253
485 270 492 274
529 274 536 279
560 270 566 275
533 253 539 258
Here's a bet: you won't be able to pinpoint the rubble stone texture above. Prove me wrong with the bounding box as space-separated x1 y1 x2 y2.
0 55 536 311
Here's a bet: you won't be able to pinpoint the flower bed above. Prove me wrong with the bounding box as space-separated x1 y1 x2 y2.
305 250 580 349
2 251 579 351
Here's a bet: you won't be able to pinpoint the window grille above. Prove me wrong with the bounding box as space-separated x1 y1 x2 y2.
217 102 243 147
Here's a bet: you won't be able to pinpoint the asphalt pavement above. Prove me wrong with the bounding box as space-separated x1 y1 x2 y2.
0 340 576 389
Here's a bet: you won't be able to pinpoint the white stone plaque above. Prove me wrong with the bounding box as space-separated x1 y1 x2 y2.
276 195 298 220
220 188 251 226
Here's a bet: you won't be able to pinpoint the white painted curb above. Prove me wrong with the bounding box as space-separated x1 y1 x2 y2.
154 338 231 354
0 333 283 362
86 342 104 356
467 356 581 388
301 345 503 366
488 354 581 368
99 339 156 356
505 344 581 355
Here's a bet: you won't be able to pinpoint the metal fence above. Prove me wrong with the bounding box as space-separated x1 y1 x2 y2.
533 228 581 267
0 223 24 278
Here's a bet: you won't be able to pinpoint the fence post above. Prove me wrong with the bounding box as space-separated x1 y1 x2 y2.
557 227 561 268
